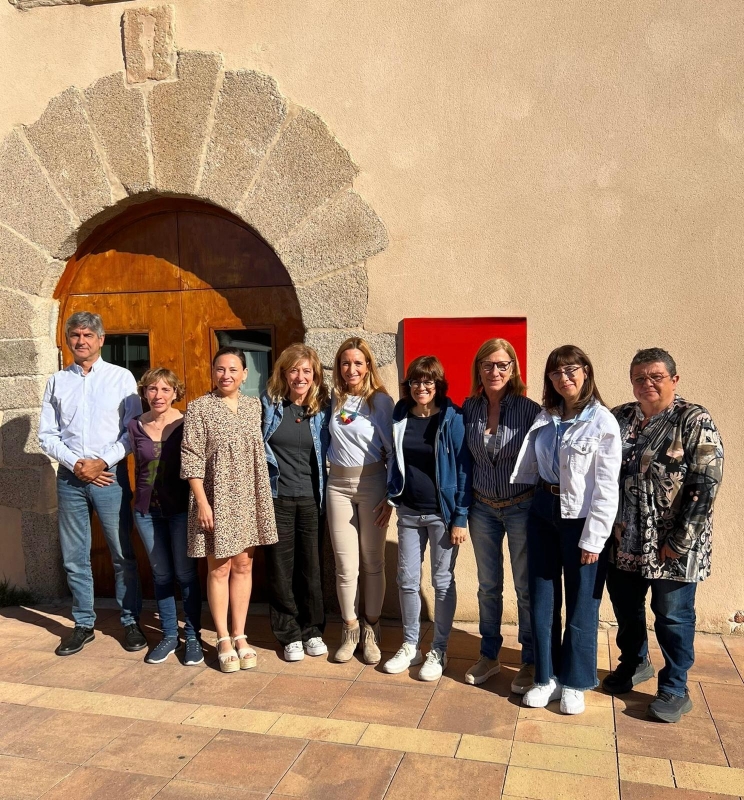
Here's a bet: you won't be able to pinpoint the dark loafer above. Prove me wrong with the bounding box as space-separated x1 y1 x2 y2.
648 690 693 723
602 657 655 695
56 626 95 656
122 623 148 652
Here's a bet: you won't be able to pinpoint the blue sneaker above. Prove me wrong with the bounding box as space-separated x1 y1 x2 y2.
184 637 204 666
145 636 181 664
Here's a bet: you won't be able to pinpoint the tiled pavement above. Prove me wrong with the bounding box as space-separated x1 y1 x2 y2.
0 605 743 799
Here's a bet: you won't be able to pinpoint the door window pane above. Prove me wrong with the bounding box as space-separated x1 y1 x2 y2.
215 329 273 397
101 334 150 381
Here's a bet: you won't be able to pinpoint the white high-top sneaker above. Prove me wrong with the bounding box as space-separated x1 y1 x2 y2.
522 677 562 708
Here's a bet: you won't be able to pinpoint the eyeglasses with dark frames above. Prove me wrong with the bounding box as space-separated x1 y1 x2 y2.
479 360 513 374
408 379 436 388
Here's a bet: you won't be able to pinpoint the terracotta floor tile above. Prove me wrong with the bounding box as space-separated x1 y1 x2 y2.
267 713 367 744
183 705 280 734
280 652 365 681
330 681 433 727
514 719 616 752
78 633 154 661
385 752 506 800
436 629 482 660
693 633 729 654
620 780 738 800
248 674 351 716
40 765 167 799
722 635 744 677
517 701 615 729
615 707 727 766
688 651 742 685
617 753 674 787
0 681 51 704
0 753 73 800
178 730 306 791
504 764 618 800
419 679 519 739
358 723 459 756
613 682 711 720
86 719 218 778
156 779 269 798
94 661 197 700
673 760 744 797
510 740 617 778
716 720 744 768
168 666 276 706
25 653 130 691
275 740 401 799
3 709 133 764
0 647 58 682
0 701 55 748
455 734 512 764
700 681 744 723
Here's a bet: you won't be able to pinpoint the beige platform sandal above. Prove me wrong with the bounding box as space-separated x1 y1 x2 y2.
232 634 257 669
216 636 240 673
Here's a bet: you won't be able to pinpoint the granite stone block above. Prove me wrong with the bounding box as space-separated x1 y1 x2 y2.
2 409 48 467
123 5 176 84
0 339 58 377
0 466 41 510
0 224 63 296
21 510 67 599
306 329 396 369
0 377 46 411
297 267 368 329
0 290 55 340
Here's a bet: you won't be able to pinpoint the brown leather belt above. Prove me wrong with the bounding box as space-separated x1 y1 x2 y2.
540 480 561 496
474 488 535 510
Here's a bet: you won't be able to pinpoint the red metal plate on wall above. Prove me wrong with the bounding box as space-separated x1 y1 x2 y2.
401 317 528 406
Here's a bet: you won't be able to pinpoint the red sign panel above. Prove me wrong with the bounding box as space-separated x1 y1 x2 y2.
401 317 528 406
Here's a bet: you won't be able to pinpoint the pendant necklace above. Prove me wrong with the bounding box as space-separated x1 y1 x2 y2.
339 395 363 425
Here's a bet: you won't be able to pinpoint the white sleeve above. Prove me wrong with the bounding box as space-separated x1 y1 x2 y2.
38 375 79 472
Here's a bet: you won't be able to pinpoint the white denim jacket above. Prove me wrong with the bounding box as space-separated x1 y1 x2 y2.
510 397 622 553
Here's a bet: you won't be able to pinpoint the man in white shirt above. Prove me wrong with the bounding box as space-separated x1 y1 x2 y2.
39 311 146 656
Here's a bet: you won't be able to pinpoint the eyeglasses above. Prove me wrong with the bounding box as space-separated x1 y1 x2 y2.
479 360 513 373
408 379 436 388
548 365 583 381
632 373 670 386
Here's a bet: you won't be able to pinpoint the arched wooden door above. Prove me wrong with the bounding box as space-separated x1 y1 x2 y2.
55 199 304 600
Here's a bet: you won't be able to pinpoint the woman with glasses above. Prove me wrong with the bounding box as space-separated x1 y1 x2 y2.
462 339 540 691
383 356 471 680
327 337 394 664
511 345 621 714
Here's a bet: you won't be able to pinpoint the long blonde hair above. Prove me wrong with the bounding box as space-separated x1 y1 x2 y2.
332 337 389 411
469 338 527 397
266 343 328 416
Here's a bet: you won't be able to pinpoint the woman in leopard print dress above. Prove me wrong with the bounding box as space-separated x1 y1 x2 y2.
181 346 278 672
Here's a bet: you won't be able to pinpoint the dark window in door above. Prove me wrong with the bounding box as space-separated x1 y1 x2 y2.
216 329 272 397
101 334 150 381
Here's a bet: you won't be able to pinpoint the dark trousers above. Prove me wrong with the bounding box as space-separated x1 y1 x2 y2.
264 497 325 646
606 564 696 697
527 488 606 691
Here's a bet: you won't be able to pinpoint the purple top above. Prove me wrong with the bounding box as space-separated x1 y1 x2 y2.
127 417 190 516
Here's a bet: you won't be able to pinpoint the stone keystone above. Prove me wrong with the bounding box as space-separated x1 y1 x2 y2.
123 5 177 84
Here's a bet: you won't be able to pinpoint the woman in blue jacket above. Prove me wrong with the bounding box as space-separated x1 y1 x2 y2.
383 355 472 681
261 343 331 662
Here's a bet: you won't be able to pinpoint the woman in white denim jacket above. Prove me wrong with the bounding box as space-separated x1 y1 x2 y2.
510 345 621 715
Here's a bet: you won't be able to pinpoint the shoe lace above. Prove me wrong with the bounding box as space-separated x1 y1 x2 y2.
287 641 303 651
393 644 413 660
306 637 323 647
425 649 442 664
656 690 675 702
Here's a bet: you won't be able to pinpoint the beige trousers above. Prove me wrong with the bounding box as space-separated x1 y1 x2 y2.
326 463 388 621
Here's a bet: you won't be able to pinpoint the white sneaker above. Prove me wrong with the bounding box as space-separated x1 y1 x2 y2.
560 687 585 715
284 641 304 662
382 642 423 674
304 637 328 657
418 648 447 682
522 678 562 708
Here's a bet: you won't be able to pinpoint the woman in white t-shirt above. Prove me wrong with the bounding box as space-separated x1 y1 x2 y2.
327 337 394 664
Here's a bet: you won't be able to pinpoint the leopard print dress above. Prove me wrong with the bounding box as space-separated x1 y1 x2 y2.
181 391 278 558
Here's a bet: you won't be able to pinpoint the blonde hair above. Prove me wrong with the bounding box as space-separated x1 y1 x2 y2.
469 338 527 397
332 337 389 411
137 367 186 402
266 343 328 416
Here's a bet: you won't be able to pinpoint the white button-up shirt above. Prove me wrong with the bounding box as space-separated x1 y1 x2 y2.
39 357 142 472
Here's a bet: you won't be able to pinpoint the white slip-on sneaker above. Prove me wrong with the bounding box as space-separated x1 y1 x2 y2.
382 642 423 674
418 648 447 682
522 678 562 708
284 641 305 662
560 687 585 715
304 637 328 657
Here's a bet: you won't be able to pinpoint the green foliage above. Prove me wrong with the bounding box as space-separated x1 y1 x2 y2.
0 578 35 608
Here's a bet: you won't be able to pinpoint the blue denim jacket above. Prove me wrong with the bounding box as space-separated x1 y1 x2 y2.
387 397 472 529
260 392 331 511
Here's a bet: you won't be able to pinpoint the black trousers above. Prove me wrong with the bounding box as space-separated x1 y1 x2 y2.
265 496 325 646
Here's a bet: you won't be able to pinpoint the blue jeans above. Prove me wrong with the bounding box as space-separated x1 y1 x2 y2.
469 498 533 663
606 564 697 697
527 488 606 690
133 508 202 639
57 464 141 629
396 506 459 653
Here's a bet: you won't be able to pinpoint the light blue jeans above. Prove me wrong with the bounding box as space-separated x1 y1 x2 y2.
57 464 142 629
133 509 202 639
397 506 459 653
469 498 533 663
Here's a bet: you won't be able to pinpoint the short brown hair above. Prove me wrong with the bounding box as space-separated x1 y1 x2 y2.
400 355 448 406
469 338 527 397
542 345 605 412
137 367 185 402
266 343 329 416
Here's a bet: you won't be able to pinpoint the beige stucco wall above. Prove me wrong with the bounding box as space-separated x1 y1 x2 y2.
0 0 741 632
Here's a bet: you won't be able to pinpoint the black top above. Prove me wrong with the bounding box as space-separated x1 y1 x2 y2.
269 399 317 499
400 412 440 514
